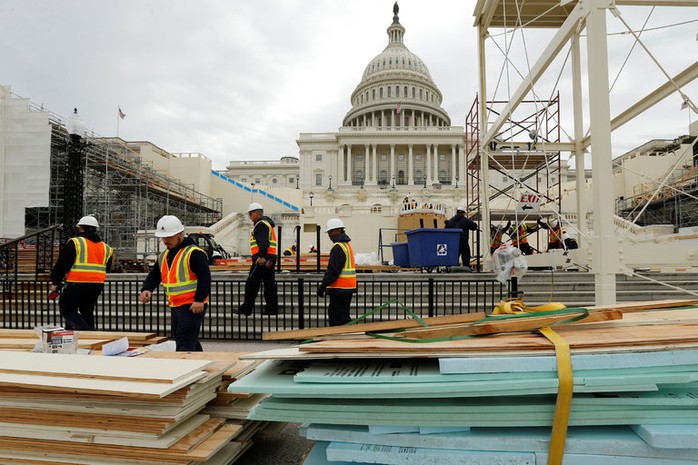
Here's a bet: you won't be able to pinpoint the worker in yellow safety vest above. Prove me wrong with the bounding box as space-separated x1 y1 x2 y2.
50 215 113 330
317 218 356 326
139 215 210 351
234 202 279 316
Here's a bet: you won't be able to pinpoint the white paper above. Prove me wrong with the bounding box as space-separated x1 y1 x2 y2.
102 337 129 356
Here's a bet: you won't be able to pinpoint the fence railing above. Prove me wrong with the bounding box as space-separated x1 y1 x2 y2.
0 276 509 341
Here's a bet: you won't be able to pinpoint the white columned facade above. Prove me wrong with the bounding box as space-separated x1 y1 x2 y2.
390 144 395 183
371 144 378 185
347 144 353 185
434 145 440 183
458 144 465 188
426 144 432 184
338 145 345 184
451 144 457 185
364 144 370 185
408 144 414 185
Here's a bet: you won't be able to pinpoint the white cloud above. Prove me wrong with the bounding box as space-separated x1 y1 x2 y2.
0 0 695 170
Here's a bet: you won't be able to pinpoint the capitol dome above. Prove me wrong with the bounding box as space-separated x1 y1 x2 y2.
342 3 451 128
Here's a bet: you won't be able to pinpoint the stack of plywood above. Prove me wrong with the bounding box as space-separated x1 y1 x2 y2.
0 329 167 350
230 299 698 465
0 351 265 465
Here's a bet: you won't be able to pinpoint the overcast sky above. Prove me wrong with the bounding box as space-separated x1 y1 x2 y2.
1 0 696 170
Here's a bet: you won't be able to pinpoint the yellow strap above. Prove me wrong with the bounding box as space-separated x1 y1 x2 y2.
538 326 572 465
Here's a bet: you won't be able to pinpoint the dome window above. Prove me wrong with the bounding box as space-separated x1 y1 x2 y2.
404 86 408 97
412 87 415 98
419 89 423 100
396 86 400 97
388 87 391 97
380 88 384 98
372 89 376 100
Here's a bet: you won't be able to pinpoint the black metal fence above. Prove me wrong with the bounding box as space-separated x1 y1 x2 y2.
1 276 509 340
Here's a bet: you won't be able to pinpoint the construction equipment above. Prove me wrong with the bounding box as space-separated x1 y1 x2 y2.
188 231 231 264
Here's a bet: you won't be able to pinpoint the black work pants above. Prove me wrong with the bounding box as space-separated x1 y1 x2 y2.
458 238 472 267
170 303 206 352
59 282 103 330
241 263 278 314
327 290 353 326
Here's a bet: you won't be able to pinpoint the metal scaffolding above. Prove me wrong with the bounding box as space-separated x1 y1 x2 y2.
25 117 222 259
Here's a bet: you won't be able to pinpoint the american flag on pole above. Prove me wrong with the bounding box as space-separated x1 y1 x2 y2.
118 107 126 119
681 100 689 110
396 102 402 115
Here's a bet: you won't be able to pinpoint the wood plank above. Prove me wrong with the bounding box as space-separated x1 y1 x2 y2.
397 309 622 340
263 312 488 341
0 352 212 385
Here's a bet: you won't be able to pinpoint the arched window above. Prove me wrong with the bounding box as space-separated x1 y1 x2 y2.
380 88 384 98
404 86 408 97
412 87 415 98
396 86 400 97
388 87 391 97
419 89 423 100
371 204 382 214
372 89 376 100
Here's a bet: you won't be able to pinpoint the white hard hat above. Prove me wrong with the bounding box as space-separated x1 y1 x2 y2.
325 218 345 232
77 215 99 229
550 219 559 228
154 215 185 238
248 202 263 213
456 205 467 212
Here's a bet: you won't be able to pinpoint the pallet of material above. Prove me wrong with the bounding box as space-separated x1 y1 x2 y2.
0 329 167 349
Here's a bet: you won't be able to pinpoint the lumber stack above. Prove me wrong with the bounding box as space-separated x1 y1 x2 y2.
0 351 268 465
230 299 698 465
0 328 168 350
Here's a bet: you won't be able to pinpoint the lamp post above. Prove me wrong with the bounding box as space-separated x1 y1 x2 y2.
455 175 459 189
250 182 255 202
390 174 396 192
327 175 333 192
63 108 87 240
309 191 314 206
295 177 299 189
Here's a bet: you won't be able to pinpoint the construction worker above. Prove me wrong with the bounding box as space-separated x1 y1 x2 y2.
445 205 478 269
506 221 539 255
538 218 564 251
489 220 511 255
139 215 210 351
50 215 113 330
317 218 356 326
234 202 278 316
283 244 297 256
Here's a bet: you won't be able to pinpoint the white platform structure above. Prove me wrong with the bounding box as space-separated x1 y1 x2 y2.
473 0 698 304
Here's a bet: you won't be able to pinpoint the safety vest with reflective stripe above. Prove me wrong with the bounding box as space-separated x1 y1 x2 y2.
65 237 113 283
158 245 209 307
511 224 531 246
549 225 563 244
249 220 277 256
327 242 356 290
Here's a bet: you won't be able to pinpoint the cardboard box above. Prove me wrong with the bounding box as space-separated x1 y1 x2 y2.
41 327 78 354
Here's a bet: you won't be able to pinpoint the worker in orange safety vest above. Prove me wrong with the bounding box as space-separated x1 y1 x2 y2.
317 218 356 326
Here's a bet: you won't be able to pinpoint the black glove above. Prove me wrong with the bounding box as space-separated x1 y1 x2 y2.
316 286 325 298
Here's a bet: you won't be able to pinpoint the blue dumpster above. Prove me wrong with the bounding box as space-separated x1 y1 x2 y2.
405 228 461 268
391 242 410 267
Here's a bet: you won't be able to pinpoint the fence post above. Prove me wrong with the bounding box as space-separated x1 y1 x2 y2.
298 277 305 329
428 277 435 317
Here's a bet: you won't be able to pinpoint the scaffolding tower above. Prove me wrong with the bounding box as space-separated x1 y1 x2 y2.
25 114 222 259
464 93 562 220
